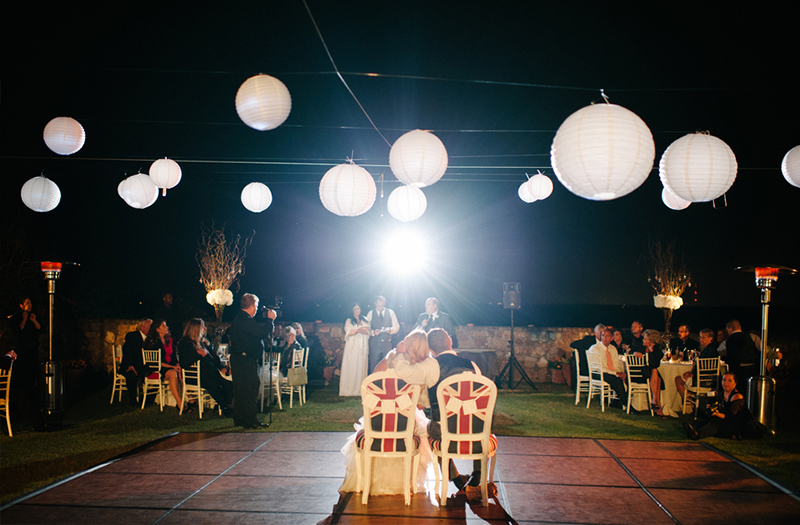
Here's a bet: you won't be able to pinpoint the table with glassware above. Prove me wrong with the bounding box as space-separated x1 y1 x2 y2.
628 356 726 416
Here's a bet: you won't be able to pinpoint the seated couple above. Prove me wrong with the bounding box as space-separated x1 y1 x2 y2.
339 328 489 499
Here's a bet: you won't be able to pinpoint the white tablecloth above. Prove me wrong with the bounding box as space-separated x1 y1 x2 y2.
657 361 693 416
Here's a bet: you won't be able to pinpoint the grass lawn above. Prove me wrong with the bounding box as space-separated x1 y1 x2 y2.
2 381 798 505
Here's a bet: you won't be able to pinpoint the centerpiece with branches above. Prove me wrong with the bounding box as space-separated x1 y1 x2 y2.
648 240 691 335
196 223 254 322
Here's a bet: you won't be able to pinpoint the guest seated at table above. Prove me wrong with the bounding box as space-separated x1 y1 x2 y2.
635 329 666 418
626 321 646 354
588 329 628 410
682 372 766 440
144 318 184 411
278 326 303 374
291 322 309 349
669 325 700 361
675 328 719 406
611 328 625 351
569 324 605 389
177 318 232 417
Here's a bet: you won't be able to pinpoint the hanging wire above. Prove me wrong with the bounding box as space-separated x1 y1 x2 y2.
302 0 392 148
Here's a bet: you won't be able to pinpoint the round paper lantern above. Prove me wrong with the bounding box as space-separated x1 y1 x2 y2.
235 74 291 131
319 163 376 217
527 173 554 200
661 187 691 211
387 185 427 222
518 180 537 203
389 129 448 187
149 158 182 196
241 182 273 213
21 176 61 212
43 117 85 155
119 173 158 209
551 103 655 201
659 132 737 202
781 145 800 188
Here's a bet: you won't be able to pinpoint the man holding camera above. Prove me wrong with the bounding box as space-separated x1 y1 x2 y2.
228 293 275 429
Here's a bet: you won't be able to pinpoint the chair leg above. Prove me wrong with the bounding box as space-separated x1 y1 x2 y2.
432 452 441 501
586 383 592 408
575 379 581 405
480 457 488 507
439 453 449 506
355 451 363 494
362 455 371 505
403 455 411 505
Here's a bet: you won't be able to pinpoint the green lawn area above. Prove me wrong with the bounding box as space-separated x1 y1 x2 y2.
2 381 798 505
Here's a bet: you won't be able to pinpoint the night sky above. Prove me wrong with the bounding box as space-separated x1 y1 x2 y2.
2 2 798 331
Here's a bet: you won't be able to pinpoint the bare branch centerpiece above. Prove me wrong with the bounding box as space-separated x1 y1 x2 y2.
648 241 691 335
196 224 254 322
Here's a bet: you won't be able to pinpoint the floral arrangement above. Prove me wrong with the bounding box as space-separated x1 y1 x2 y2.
653 294 683 310
648 240 691 334
323 350 337 367
206 289 233 307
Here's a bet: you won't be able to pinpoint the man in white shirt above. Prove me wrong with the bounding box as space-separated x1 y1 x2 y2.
588 328 627 409
364 296 399 374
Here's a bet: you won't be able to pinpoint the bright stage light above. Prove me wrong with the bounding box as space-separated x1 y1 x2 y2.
383 231 428 275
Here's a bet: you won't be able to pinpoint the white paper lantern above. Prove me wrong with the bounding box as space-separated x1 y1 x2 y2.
659 132 737 202
43 117 85 155
119 173 159 209
518 180 537 203
241 182 273 213
319 163 376 217
149 158 182 196
551 103 655 201
387 185 427 222
389 129 448 187
21 176 61 212
235 74 291 131
661 187 691 211
781 145 800 188
527 173 554 200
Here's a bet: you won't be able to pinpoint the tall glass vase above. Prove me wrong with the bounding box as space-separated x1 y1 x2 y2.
214 304 225 323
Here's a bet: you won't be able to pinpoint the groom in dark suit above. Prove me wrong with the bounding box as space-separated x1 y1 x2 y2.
414 297 458 348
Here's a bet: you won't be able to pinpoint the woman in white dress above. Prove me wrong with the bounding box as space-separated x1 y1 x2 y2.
339 303 371 396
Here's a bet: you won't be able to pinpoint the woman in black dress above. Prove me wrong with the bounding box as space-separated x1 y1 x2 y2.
683 372 762 440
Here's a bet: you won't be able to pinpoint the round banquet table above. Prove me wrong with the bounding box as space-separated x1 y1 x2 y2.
656 361 693 416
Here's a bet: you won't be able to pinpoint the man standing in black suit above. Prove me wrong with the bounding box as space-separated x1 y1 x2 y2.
228 293 275 429
120 319 152 406
723 319 760 381
414 297 458 348
365 296 399 374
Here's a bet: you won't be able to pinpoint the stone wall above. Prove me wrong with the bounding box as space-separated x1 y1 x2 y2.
79 318 591 383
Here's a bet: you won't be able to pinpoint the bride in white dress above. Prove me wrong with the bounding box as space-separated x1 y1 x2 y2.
339 303 371 397
339 331 439 496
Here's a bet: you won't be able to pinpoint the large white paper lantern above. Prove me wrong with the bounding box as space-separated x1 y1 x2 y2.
387 185 427 222
43 117 85 155
241 182 273 213
518 180 537 203
661 187 691 211
235 74 291 131
119 173 158 209
659 132 737 202
551 103 655 201
319 163 376 217
389 129 448 187
149 158 182 196
21 176 61 212
781 145 800 188
527 173 554 200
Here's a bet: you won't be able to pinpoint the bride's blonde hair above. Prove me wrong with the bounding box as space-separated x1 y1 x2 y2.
403 330 430 364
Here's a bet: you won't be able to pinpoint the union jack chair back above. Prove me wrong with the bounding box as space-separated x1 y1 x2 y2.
431 371 498 506
356 370 421 505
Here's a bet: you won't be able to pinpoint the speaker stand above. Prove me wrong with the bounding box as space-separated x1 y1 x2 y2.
496 309 537 390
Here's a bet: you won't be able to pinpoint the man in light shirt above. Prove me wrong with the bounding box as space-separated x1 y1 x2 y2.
588 328 627 409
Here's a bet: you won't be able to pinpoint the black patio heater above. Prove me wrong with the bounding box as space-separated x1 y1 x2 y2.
496 283 536 390
735 265 796 435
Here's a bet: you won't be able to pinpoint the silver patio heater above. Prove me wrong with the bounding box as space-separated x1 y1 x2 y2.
40 261 64 420
735 265 796 435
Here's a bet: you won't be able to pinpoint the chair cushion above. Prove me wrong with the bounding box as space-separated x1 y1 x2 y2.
430 433 497 455
356 429 420 453
147 372 160 380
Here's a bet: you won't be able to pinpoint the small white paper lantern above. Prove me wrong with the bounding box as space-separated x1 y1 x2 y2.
120 173 159 209
781 145 800 188
659 132 737 202
241 182 273 213
661 187 691 211
43 117 85 155
387 185 427 222
21 176 61 212
319 163 376 217
551 103 655 201
389 129 448 187
149 158 182 196
518 180 537 203
527 173 554 200
235 74 292 131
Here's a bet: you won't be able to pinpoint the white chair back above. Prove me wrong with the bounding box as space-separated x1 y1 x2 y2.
259 351 282 411
1 363 13 437
110 344 127 404
573 349 590 405
624 354 653 416
141 349 164 410
586 351 613 411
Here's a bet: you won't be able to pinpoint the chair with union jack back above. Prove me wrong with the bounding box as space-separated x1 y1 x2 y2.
430 371 498 506
355 370 422 506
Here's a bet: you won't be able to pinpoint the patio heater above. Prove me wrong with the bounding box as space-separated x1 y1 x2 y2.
40 261 64 424
735 265 796 435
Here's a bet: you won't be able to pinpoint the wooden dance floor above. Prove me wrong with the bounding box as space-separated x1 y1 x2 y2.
2 432 798 524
